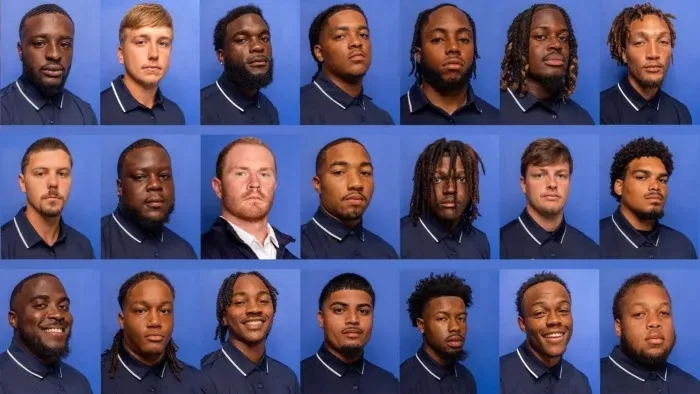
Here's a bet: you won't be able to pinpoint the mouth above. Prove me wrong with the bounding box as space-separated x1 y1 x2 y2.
440 200 457 208
145 199 166 208
542 331 567 343
541 194 561 200
242 318 266 330
643 64 663 73
442 58 464 71
348 51 366 61
247 57 269 67
41 66 65 78
42 327 66 336
543 55 565 67
142 66 162 72
343 194 365 204
342 328 363 338
645 194 664 201
445 335 464 348
145 334 165 342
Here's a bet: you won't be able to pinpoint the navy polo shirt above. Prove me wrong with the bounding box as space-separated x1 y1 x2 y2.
400 215 490 259
499 88 594 125
601 345 700 394
0 77 97 125
0 339 92 394
400 347 476 394
100 208 197 259
200 339 299 394
500 209 599 259
301 345 398 394
600 208 697 259
600 77 692 125
200 74 279 125
300 72 394 125
400 82 499 125
500 342 592 394
100 76 185 125
201 216 297 259
300 208 398 259
1 208 95 259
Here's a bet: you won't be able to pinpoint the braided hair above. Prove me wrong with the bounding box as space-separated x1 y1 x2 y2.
408 138 485 225
19 4 73 39
308 3 366 80
103 271 183 381
607 3 676 66
499 4 578 99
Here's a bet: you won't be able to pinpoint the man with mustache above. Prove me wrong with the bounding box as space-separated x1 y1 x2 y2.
401 4 498 125
500 138 598 259
401 273 476 394
0 4 97 125
200 271 299 392
101 139 196 259
499 4 593 125
1 137 94 259
602 273 700 393
100 3 185 125
301 137 398 259
301 273 399 394
0 273 92 393
301 3 394 125
601 4 690 125
500 272 592 394
401 138 490 259
600 137 696 259
201 5 278 125
202 137 297 259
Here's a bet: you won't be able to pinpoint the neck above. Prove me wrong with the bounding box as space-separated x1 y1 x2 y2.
13 334 55 365
325 342 362 365
435 215 461 233
525 205 563 232
421 82 468 115
422 343 452 367
619 204 656 231
123 339 164 367
627 73 660 101
322 69 363 97
226 74 258 98
122 73 158 109
221 212 270 244
524 79 552 101
320 205 361 229
24 205 61 246
230 337 266 365
526 340 560 368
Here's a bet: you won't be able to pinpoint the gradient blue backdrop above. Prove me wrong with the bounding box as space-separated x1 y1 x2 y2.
300 0 400 123
300 268 400 378
200 0 301 125
500 269 600 394
301 130 400 253
600 0 700 123
400 133 500 258
100 133 201 257
1 0 101 116
200 134 301 258
0 269 100 391
400 270 499 394
599 269 700 380
100 0 199 125
500 133 600 243
0 133 101 256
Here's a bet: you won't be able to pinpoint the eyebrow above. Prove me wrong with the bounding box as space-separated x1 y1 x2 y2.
329 160 373 168
29 295 70 303
331 25 369 33
232 166 275 172
429 27 472 35
632 169 668 176
131 300 173 306
133 34 172 41
329 301 372 309
531 26 569 33
532 300 570 308
232 290 271 297
233 28 270 36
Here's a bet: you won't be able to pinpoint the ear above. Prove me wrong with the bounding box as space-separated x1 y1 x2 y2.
415 47 422 64
118 311 125 330
520 175 526 195
8 311 17 329
517 315 526 333
221 315 228 327
317 311 324 328
212 177 223 200
614 318 621 338
313 175 321 195
117 178 123 197
18 174 26 193
416 318 425 334
16 41 23 61
313 44 324 63
621 49 628 65
118 45 125 65
614 179 624 198
217 49 225 65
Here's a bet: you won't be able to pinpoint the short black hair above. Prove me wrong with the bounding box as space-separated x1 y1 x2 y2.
515 271 571 318
9 272 59 311
116 138 169 179
612 272 669 321
406 272 473 327
21 137 73 173
609 137 673 202
314 137 368 176
19 4 74 40
213 5 268 53
308 3 366 80
318 272 375 311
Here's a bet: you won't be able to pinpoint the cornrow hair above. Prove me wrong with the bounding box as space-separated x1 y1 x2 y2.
214 271 279 344
608 137 673 202
499 4 579 99
213 5 268 53
19 4 73 39
408 138 485 225
409 3 479 81
607 3 676 66
10 273 58 310
103 271 183 381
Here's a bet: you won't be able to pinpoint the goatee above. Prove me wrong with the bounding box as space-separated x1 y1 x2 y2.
224 56 274 93
419 61 474 93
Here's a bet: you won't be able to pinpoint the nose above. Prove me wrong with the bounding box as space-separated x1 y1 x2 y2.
646 41 660 59
146 174 163 191
250 37 265 53
246 301 262 314
348 32 363 49
147 310 162 328
648 177 661 190
546 174 558 190
47 172 59 188
445 36 460 54
443 177 457 194
346 170 363 191
45 41 62 61
148 41 160 60
546 311 562 326
447 317 460 333
247 173 261 189
548 35 562 50
646 314 661 329
46 304 66 320
345 310 360 325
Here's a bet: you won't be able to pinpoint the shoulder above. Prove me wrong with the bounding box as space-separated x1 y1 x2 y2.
200 82 219 101
200 348 224 369
300 83 317 99
0 82 15 98
1 218 14 234
101 214 114 228
564 223 598 247
474 95 500 115
364 359 398 383
500 217 521 235
366 98 394 123
600 83 620 101
100 85 115 100
164 227 196 252
163 96 184 115
599 215 613 229
300 219 315 235
667 362 700 385
267 355 297 379
565 98 594 122
363 228 396 250
659 224 694 246
400 215 416 231
499 350 519 367
661 90 691 116
60 361 91 383
562 358 591 384
301 353 319 370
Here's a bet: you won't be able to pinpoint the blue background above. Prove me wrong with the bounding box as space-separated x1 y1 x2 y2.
500 269 600 394
600 0 700 123
400 132 500 258
500 133 600 243
599 269 700 380
100 0 199 125
200 134 301 257
300 0 400 123
300 268 400 378
0 0 101 115
0 133 101 256
400 270 499 394
0 269 100 391
100 132 201 257
200 0 300 125
301 130 400 254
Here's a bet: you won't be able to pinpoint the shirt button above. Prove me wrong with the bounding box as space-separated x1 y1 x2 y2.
361 116 366 123
50 251 55 256
648 254 655 259
150 387 155 392
354 251 360 257
150 115 155 120
552 115 557 119
550 253 556 258
353 385 358 390
59 386 65 391
258 383 263 388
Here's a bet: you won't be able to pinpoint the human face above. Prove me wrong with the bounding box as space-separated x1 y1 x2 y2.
528 8 570 80
418 296 467 362
615 157 668 220
118 26 173 86
430 156 469 225
318 290 373 356
315 10 372 79
225 274 274 345
118 147 175 225
518 281 573 367
18 13 74 96
623 15 672 90
521 161 570 218
220 14 273 90
314 142 374 223
20 149 72 218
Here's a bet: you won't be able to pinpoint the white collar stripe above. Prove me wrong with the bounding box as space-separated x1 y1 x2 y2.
617 83 640 111
608 355 645 382
458 230 463 244
312 217 343 241
418 218 439 243
59 94 64 109
118 354 142 381
559 363 563 379
516 348 539 379
112 213 143 244
611 215 638 249
216 80 245 112
7 350 45 379
13 217 29 249
407 90 414 113
111 82 126 113
316 353 342 378
518 217 542 245
221 348 247 377
415 354 441 381
160 363 166 378
313 81 347 110
15 81 40 111
507 88 527 112
561 226 567 244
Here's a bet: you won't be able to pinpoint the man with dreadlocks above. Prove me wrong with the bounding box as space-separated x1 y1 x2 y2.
300 3 394 125
200 271 299 392
400 138 490 259
600 3 690 125
499 4 593 125
400 4 498 125
600 137 696 259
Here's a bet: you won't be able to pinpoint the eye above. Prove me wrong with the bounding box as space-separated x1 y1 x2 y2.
432 176 443 184
233 300 245 306
59 304 70 311
459 38 471 44
159 173 171 181
533 311 546 317
60 41 73 49
533 173 544 179
331 170 344 176
261 36 270 43
558 35 569 42
160 308 172 315
633 41 645 47
34 303 47 310
159 41 170 48
535 35 546 41
234 171 247 177
659 177 668 184
333 307 345 314
259 299 270 305
556 173 568 179
457 176 467 183
34 41 47 48
458 316 466 322
334 34 345 40
359 32 369 39
558 308 570 314
431 37 444 44
360 170 372 176
659 40 670 45
632 312 645 318
136 40 146 45
635 175 646 180
234 38 247 44
660 311 671 316
135 308 146 314
437 316 447 321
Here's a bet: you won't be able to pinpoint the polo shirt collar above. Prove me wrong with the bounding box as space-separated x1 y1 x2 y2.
117 342 167 381
112 207 164 244
518 208 567 246
315 343 365 378
221 340 269 376
516 341 563 380
407 81 482 114
313 71 369 110
13 207 67 249
215 73 260 112
418 214 468 244
312 207 365 242
7 338 62 379
611 207 660 248
617 76 661 112
506 87 562 114
110 75 166 113
220 216 279 249
608 345 667 382
16 75 64 111
415 347 457 380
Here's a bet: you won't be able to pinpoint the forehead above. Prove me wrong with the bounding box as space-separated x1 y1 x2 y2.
23 13 74 36
127 279 173 302
436 154 465 171
623 283 670 306
326 289 372 305
18 276 66 301
225 143 275 166
27 149 71 167
530 7 566 28
425 6 471 31
523 281 570 305
626 156 666 172
124 25 173 39
528 159 570 171
425 295 466 313
124 146 170 169
628 14 670 34
324 142 370 164
325 9 367 30
232 274 269 293
228 13 268 33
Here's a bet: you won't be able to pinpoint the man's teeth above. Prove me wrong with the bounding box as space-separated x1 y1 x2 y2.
44 328 63 333
544 333 564 338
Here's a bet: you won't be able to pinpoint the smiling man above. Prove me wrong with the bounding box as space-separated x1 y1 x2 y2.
500 272 592 394
0 273 92 393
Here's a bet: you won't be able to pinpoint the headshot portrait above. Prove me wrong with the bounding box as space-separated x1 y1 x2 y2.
0 1 99 125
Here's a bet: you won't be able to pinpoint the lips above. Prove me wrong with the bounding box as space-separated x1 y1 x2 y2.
542 331 567 343
145 333 165 342
142 65 162 72
247 57 269 67
440 199 457 208
41 66 64 78
442 58 464 71
343 193 365 203
342 328 363 338
241 317 266 330
446 335 464 347
541 194 561 200
543 54 565 67
646 331 665 344
348 51 366 61
644 64 663 72
42 326 66 336
645 193 664 201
